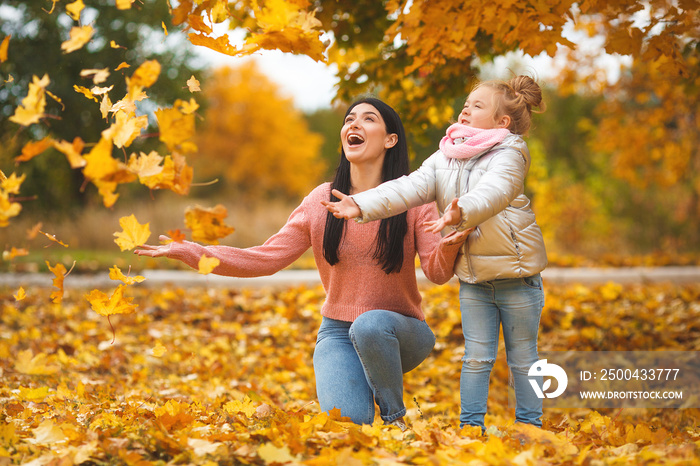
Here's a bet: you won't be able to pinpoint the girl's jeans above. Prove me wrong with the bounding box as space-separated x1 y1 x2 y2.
313 310 435 424
459 274 545 429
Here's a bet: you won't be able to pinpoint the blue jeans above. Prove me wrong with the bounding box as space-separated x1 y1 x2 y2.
459 274 545 429
313 310 436 424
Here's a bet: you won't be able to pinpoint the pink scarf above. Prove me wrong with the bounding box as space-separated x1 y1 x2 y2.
439 123 510 159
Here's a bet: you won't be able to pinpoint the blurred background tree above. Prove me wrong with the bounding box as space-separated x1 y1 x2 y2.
194 62 325 200
0 0 201 216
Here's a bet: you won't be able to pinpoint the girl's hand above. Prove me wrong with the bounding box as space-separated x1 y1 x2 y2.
134 235 173 258
321 189 362 219
424 198 462 234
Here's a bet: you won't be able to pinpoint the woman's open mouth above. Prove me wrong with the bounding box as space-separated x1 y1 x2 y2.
347 134 365 146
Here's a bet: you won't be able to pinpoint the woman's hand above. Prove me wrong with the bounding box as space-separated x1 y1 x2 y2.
441 228 473 246
424 198 462 234
134 235 173 258
320 189 362 219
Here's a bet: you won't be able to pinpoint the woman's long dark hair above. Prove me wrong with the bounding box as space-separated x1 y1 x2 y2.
322 97 409 274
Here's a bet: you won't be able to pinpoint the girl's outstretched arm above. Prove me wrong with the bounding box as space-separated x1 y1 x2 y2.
424 198 461 234
135 236 173 257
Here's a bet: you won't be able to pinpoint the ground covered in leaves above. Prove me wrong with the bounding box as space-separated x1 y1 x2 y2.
1 281 699 465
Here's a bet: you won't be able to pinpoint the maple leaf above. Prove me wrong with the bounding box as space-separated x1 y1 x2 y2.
184 204 235 244
0 191 21 227
114 214 151 251
155 103 196 152
80 67 110 84
40 231 69 248
74 84 98 102
85 285 138 317
15 349 59 375
186 75 201 92
197 255 220 275
0 35 9 63
3 247 29 260
52 137 86 169
115 61 130 70
14 286 26 301
109 265 146 285
102 110 149 149
61 25 94 53
223 397 257 417
66 0 85 21
9 74 49 126
188 32 243 57
165 229 186 243
46 261 69 303
15 137 53 163
128 59 161 89
1 172 25 195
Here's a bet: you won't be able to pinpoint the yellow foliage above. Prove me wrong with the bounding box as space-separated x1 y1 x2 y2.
184 204 235 245
113 214 151 251
196 63 325 198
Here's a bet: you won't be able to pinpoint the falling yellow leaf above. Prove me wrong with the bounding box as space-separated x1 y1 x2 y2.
3 247 29 261
80 67 110 84
61 25 94 53
116 0 135 10
185 205 235 244
114 214 151 251
102 110 148 149
186 75 200 92
52 137 86 169
40 231 69 248
178 97 199 114
162 21 168 35
0 191 21 227
9 74 49 126
46 261 68 303
85 284 138 316
74 84 98 102
18 386 51 402
0 35 10 63
109 265 146 285
110 40 122 49
14 287 26 301
115 61 130 70
197 255 220 274
128 60 161 89
65 0 85 21
1 172 25 195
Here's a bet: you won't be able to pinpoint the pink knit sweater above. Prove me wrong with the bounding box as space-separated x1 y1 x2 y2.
166 183 462 322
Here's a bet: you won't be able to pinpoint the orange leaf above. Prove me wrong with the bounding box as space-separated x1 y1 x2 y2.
15 137 53 163
40 231 69 248
3 247 29 260
0 35 10 63
113 214 151 251
165 229 186 243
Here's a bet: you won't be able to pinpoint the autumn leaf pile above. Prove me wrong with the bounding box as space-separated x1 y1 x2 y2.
2 281 699 465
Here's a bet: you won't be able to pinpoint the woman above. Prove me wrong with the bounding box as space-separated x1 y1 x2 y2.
135 98 468 429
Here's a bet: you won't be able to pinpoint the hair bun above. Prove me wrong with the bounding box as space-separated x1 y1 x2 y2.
509 75 543 112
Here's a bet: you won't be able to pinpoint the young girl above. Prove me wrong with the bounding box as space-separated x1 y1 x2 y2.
136 98 468 430
322 76 548 430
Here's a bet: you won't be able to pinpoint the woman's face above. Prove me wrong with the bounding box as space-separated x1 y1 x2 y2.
457 86 505 129
341 103 398 166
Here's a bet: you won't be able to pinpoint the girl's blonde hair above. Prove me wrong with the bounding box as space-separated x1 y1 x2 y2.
475 75 545 135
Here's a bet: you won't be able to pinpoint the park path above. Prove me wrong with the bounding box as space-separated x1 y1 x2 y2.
1 266 699 290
